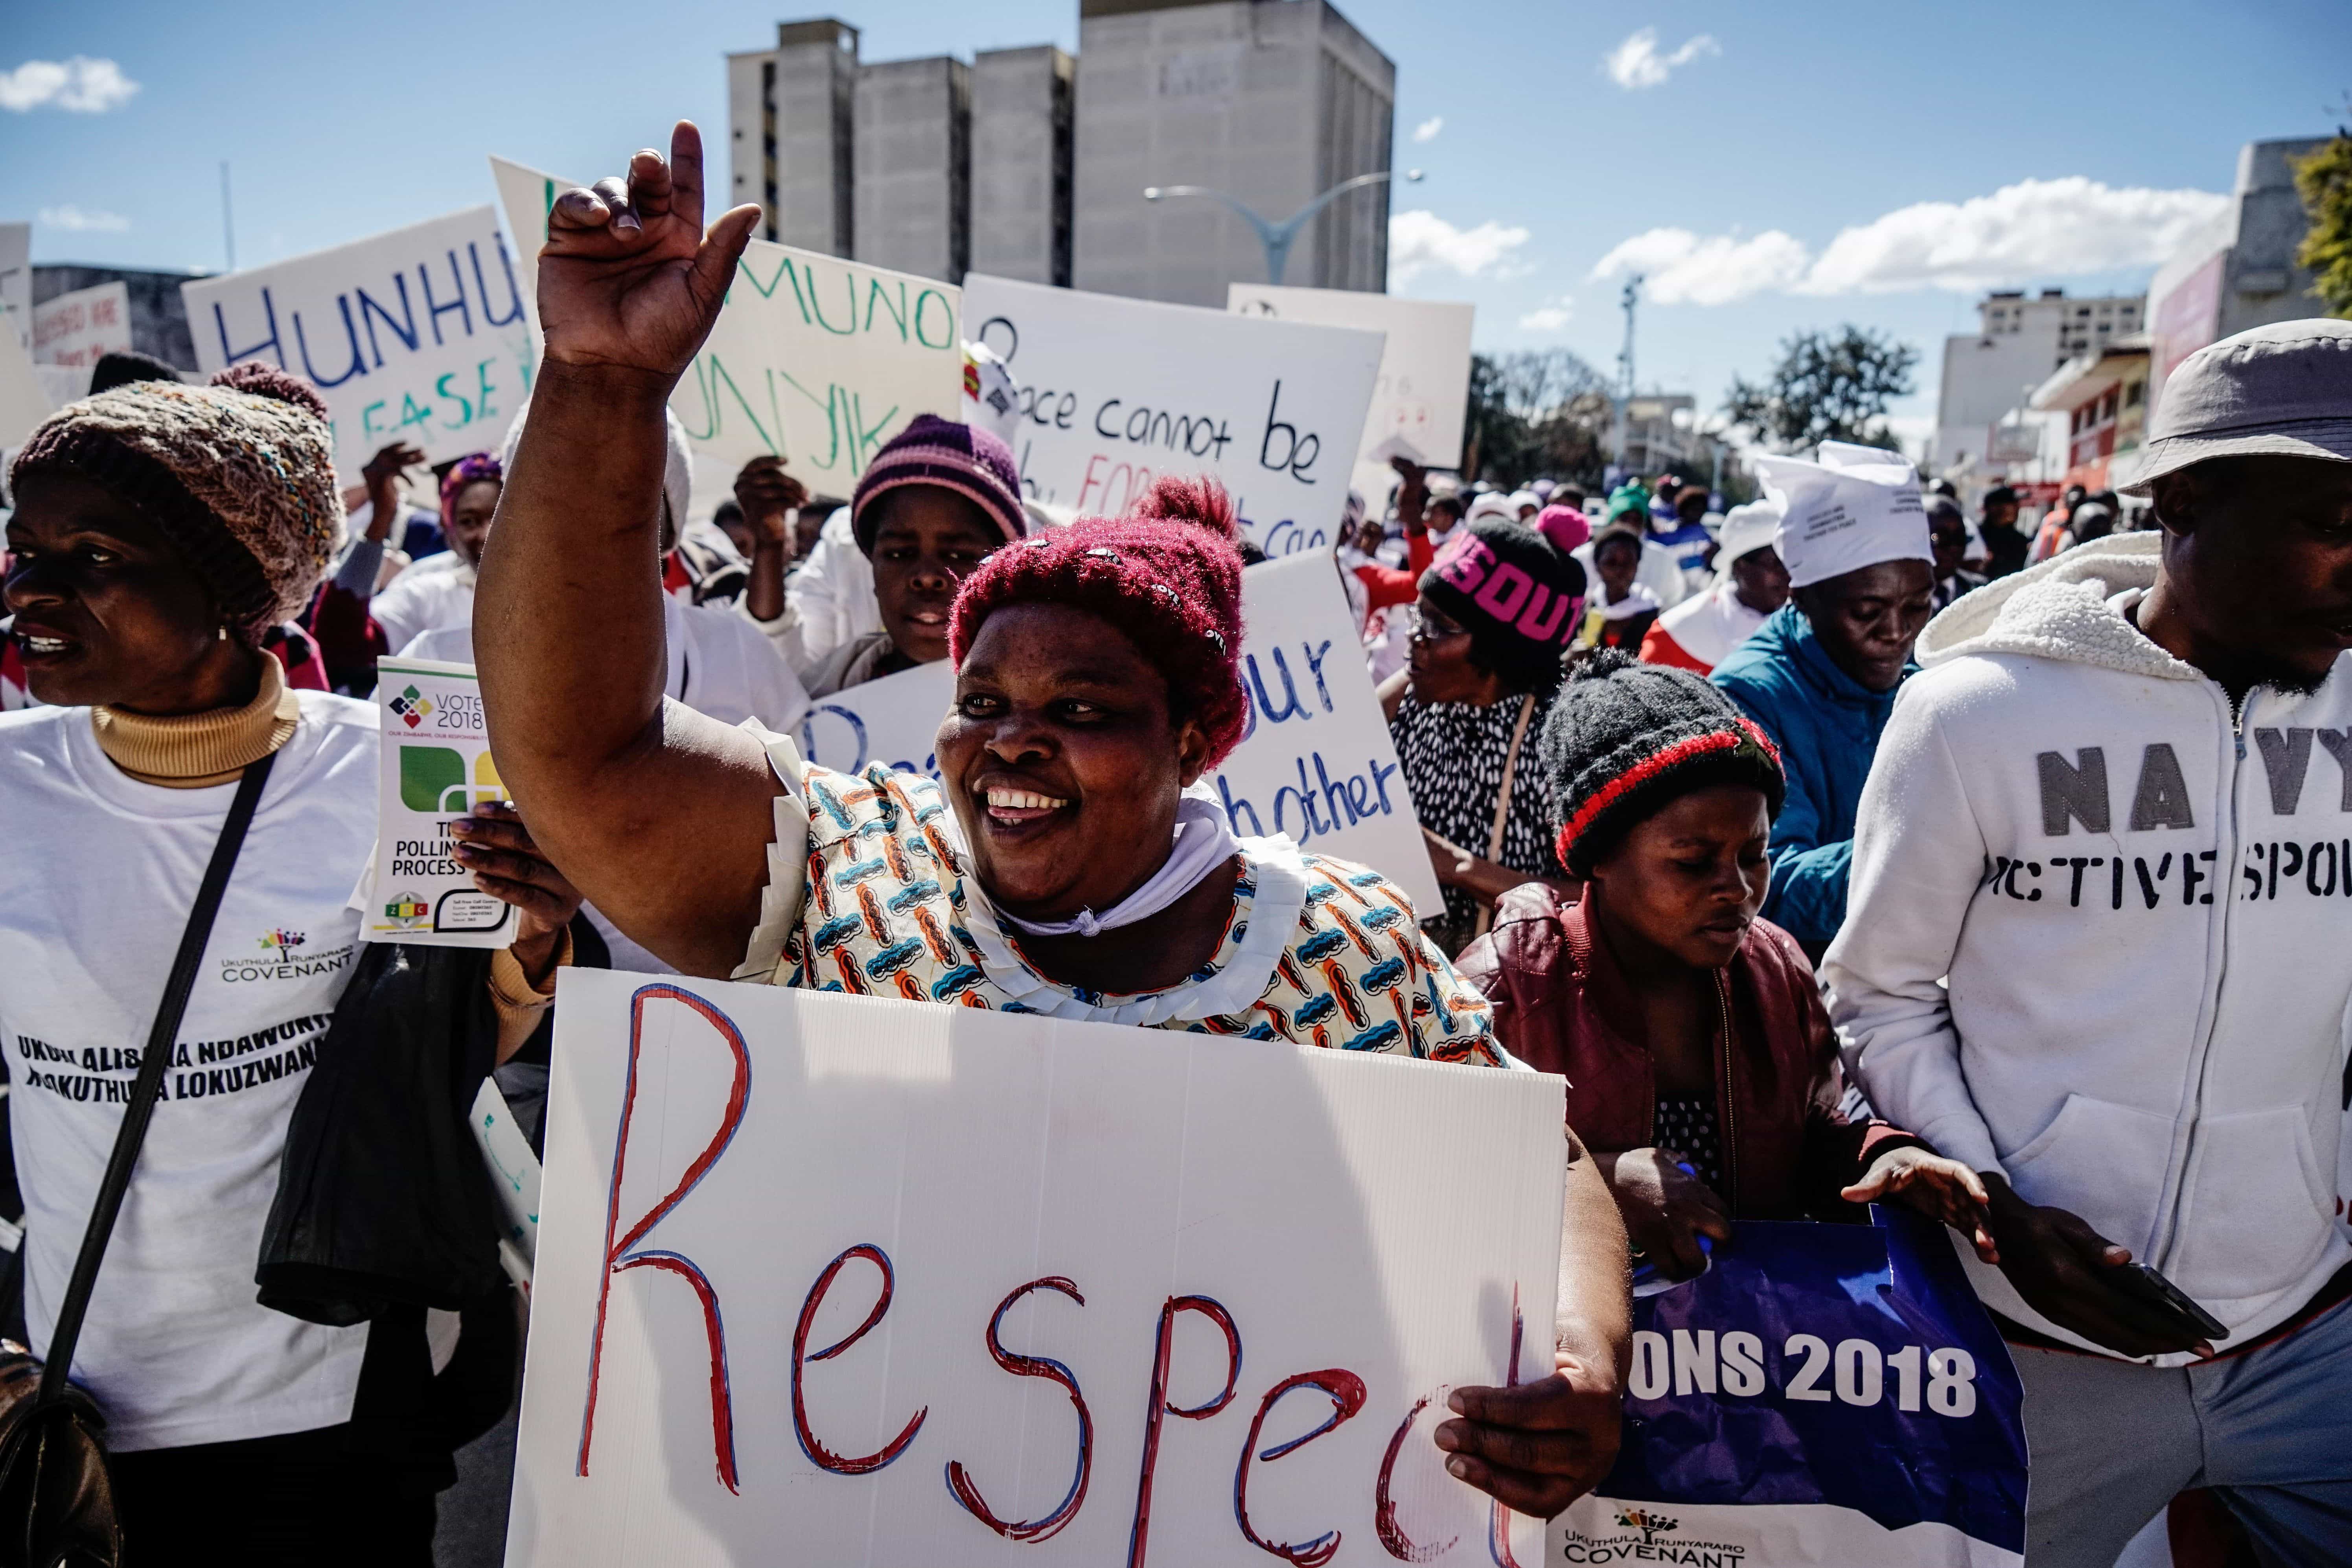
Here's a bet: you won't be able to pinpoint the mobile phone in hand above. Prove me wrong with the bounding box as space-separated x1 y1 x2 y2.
2109 1261 2227 1342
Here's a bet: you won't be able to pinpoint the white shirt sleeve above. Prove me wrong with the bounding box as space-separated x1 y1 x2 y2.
775 507 881 679
1820 680 2004 1174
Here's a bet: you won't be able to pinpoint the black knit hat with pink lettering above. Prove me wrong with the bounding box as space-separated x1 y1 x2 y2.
1417 517 1585 694
1540 649 1785 877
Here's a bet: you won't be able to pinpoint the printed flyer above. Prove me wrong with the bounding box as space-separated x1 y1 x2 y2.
364 656 516 947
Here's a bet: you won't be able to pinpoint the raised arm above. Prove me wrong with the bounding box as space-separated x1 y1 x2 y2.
475 122 782 979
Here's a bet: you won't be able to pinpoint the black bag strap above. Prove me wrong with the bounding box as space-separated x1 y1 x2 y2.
38 751 278 1404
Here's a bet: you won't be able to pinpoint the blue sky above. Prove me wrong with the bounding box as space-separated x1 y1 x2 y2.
7 0 2348 444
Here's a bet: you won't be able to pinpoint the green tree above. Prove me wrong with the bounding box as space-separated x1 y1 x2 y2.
1463 348 1610 486
2293 131 2352 319
1722 326 1919 452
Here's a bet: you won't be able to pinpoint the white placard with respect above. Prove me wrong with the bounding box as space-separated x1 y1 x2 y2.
182 208 535 483
508 970 1565 1566
961 273 1384 558
1229 285 1475 506
31 281 133 368
492 156 963 514
790 553 1440 913
362 657 516 948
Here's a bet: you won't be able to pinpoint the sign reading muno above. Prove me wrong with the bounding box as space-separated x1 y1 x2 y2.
510 971 1565 1565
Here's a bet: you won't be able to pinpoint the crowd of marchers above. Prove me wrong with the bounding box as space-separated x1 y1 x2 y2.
0 121 2348 1568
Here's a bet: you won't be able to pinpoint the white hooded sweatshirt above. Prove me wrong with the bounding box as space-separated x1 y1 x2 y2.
1824 532 2352 1362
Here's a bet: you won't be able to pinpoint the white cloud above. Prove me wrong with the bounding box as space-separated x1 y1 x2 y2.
1389 209 1531 285
1588 177 2232 306
1604 29 1719 90
1412 115 1444 144
0 57 140 113
38 204 129 232
1589 227 1811 305
1518 296 1575 332
1796 177 2232 295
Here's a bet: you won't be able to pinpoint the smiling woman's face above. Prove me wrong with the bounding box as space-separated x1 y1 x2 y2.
935 601 1210 920
4 469 230 710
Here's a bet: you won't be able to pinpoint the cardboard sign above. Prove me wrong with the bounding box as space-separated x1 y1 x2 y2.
0 223 27 353
786 554 1441 913
1557 1211 2026 1567
31 281 133 368
471 1079 542 1280
1229 285 1474 506
961 274 1384 558
182 208 535 483
507 970 1565 1564
362 657 516 948
0 315 51 451
491 156 963 513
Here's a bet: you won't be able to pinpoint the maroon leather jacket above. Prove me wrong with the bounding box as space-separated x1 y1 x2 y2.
1456 885 1919 1220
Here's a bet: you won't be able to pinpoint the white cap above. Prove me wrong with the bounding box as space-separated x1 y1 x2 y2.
1755 441 1930 589
960 340 1022 447
1464 492 1518 524
1711 499 1783 584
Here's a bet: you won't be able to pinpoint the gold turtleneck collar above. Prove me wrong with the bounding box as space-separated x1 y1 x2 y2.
90 653 299 788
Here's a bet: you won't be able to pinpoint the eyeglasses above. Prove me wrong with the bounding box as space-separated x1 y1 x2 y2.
1405 605 1470 644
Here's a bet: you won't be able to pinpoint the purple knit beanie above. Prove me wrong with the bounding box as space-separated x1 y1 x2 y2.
850 414 1026 556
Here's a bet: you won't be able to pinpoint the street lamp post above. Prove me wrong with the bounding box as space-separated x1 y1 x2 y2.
1143 169 1423 285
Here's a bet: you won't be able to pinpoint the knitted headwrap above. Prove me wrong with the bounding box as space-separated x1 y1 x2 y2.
1539 648 1785 877
438 452 503 522
1418 516 1586 694
948 475 1249 767
9 363 343 638
851 414 1026 556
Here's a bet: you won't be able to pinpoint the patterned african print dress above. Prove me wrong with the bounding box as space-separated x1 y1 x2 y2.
731 736 1502 1064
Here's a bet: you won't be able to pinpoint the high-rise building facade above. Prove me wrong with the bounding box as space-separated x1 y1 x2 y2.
727 1 1392 304
970 46 1077 285
1073 0 1393 306
1930 289 2144 488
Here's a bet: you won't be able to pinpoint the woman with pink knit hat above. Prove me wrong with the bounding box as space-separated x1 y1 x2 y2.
474 124 1636 1524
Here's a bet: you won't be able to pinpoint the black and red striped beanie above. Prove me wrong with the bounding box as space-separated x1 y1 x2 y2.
1540 648 1785 876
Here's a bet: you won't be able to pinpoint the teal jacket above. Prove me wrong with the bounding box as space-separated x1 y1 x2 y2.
1710 605 1906 948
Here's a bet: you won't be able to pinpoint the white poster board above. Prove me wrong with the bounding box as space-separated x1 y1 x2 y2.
1229 285 1474 510
362 657 516 948
961 273 1384 558
491 156 963 515
508 970 1565 1565
0 318 54 452
181 208 535 483
790 554 1440 913
31 281 133 368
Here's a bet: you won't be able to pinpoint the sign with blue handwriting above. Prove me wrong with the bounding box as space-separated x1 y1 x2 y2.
959 273 1384 558
792 552 1441 916
1556 1209 2027 1567
182 207 534 484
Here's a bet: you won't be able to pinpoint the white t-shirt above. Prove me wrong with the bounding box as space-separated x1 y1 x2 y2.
751 506 880 681
402 598 812 974
368 555 477 655
0 695 379 1450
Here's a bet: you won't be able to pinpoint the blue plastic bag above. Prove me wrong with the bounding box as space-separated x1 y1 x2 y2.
1557 1207 2027 1566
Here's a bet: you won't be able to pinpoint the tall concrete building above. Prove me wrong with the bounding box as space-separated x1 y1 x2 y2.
970 46 1076 285
1073 0 1394 306
854 56 971 281
727 2 1394 302
726 19 858 254
1930 288 2144 490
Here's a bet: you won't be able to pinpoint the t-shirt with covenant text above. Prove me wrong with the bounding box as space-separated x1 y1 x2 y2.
0 695 378 1450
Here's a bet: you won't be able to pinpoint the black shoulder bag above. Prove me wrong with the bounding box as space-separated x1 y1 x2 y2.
0 752 276 1568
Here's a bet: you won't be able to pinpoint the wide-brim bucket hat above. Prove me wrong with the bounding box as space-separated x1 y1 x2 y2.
2122 318 2352 495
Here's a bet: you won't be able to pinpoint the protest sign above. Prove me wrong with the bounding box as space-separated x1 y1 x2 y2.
362 657 516 948
790 554 1441 913
1229 285 1474 508
508 969 1564 1564
961 273 1384 557
1556 1209 2026 1568
31 280 132 367
470 1079 542 1281
0 316 52 451
181 208 534 483
491 155 963 512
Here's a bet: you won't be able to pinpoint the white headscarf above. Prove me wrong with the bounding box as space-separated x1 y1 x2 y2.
1710 499 1783 586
